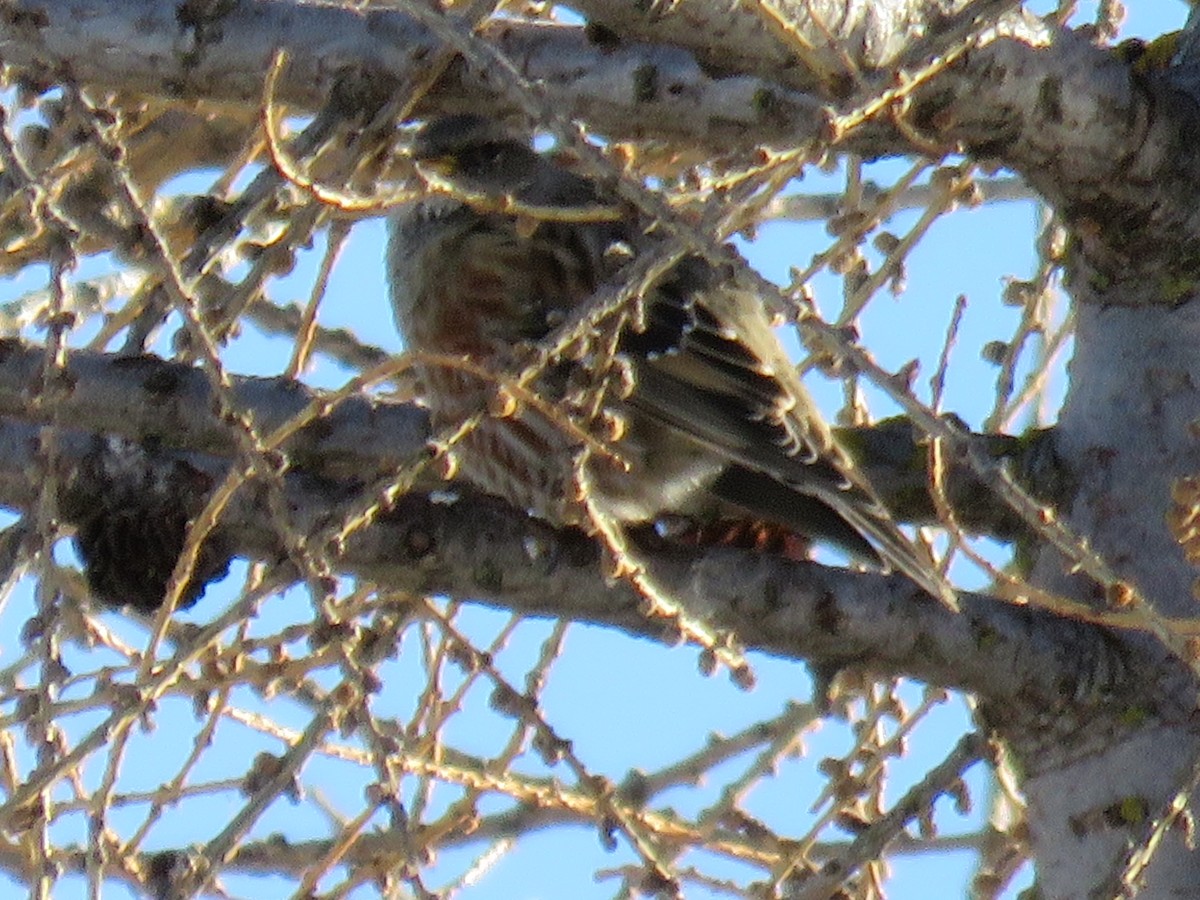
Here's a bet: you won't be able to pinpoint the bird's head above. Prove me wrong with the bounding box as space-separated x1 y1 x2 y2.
409 114 541 194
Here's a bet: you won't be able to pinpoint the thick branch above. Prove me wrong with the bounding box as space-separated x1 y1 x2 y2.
0 340 429 480
904 34 1200 306
568 0 1031 89
0 0 827 151
0 417 1156 717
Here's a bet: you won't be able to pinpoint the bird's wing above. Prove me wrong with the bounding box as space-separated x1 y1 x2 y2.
622 258 958 609
620 257 837 477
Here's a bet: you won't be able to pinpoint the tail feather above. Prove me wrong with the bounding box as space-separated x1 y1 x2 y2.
815 486 959 611
710 466 959 611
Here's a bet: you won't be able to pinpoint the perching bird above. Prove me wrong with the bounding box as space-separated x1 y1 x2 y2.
387 114 955 608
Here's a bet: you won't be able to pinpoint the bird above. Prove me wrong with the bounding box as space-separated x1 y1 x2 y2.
386 114 956 609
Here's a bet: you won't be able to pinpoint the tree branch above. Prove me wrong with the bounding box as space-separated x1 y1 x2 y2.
0 339 428 479
8 0 1199 311
0 0 828 151
0 409 1159 716
903 34 1200 307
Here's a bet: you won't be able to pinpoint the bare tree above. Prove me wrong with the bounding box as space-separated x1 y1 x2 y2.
0 0 1196 897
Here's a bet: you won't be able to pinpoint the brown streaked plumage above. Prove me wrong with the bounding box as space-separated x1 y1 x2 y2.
387 115 956 608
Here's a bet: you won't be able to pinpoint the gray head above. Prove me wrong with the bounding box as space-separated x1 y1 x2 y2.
411 114 604 210
410 114 542 196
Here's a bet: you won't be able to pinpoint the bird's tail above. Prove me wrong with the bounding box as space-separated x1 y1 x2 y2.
710 466 958 610
817 487 959 611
